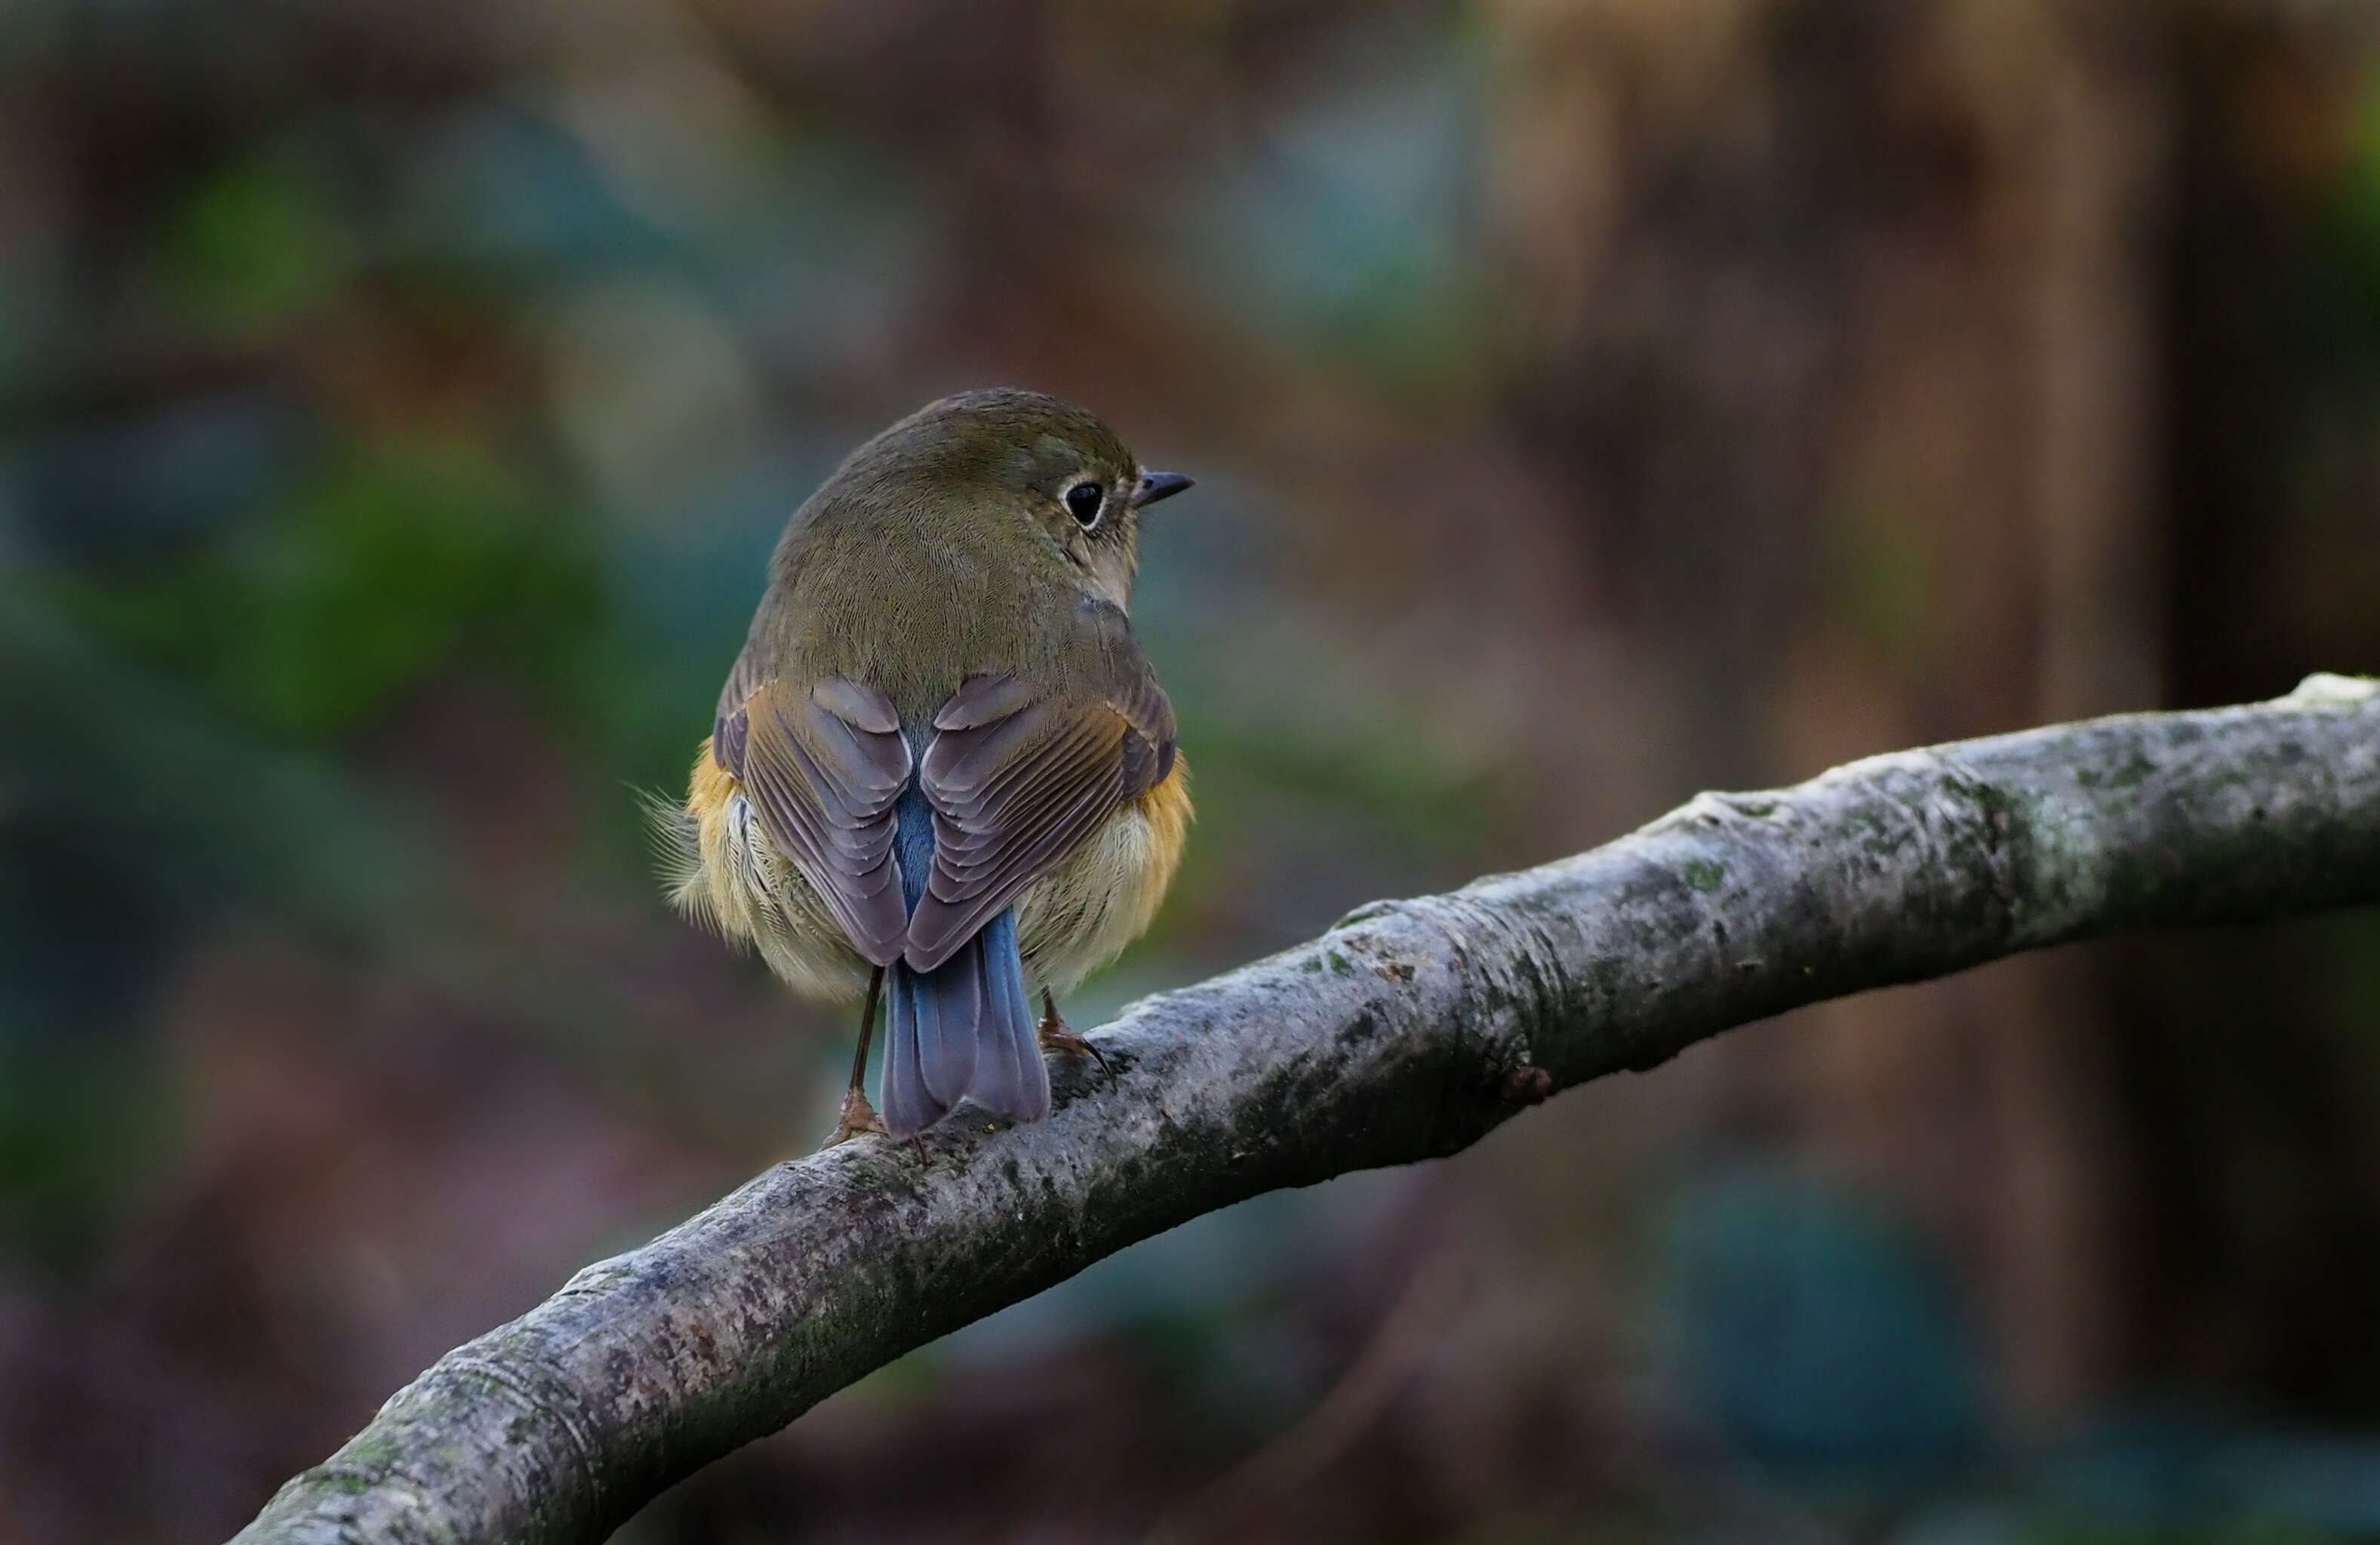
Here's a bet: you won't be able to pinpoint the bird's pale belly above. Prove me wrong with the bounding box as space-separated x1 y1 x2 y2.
669 739 1190 1003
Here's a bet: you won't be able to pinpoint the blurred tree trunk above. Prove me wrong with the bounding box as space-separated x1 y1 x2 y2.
1484 0 2380 1430
2120 3 2380 1414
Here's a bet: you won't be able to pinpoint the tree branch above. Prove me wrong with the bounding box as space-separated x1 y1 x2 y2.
233 677 2380 1544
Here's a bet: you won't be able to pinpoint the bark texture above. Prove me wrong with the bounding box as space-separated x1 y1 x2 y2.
234 678 2380 1544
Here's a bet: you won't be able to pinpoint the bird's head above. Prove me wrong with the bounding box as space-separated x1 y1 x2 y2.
847 388 1194 611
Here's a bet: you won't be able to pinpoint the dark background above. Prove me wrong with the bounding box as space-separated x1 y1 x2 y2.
4 0 2380 1540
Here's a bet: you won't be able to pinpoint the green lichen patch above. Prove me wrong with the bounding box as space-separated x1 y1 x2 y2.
1680 858 1727 893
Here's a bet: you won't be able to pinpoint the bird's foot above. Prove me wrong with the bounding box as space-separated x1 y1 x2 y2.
823 1086 889 1148
1038 998 1116 1089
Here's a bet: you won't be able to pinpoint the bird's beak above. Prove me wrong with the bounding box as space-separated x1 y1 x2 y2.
1130 470 1194 509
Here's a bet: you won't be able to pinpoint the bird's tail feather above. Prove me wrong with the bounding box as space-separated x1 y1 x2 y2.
883 909 1047 1138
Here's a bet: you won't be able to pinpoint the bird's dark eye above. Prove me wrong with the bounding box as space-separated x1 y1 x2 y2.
1064 481 1105 529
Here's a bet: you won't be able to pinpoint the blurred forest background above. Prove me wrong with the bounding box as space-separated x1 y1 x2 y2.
4 0 2380 1539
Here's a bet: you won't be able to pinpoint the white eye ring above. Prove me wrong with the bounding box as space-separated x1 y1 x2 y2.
1063 480 1105 530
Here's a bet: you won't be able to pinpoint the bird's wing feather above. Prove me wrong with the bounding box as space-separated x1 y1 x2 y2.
908 636 1173 973
726 675 912 966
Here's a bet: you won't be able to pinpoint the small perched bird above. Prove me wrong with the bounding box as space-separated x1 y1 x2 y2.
654 389 1195 1143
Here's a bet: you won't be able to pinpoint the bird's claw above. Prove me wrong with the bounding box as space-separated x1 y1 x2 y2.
824 1087 889 1147
1038 1000 1117 1089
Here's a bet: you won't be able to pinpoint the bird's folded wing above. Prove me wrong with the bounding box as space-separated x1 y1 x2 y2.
907 661 1174 973
725 676 912 967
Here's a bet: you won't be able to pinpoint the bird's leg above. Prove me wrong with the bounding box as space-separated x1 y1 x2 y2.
1038 989 1116 1088
825 966 889 1147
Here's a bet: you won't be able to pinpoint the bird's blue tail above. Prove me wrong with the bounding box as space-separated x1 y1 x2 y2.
884 911 1044 1136
880 786 1047 1137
